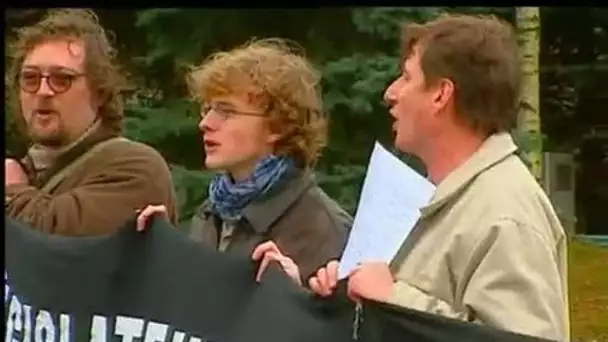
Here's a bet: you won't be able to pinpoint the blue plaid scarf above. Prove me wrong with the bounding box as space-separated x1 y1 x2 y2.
209 155 297 221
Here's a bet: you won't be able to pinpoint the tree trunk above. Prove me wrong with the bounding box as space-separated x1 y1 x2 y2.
516 7 543 182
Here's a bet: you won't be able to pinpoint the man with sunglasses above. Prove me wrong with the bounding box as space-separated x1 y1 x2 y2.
5 9 178 235
136 38 352 286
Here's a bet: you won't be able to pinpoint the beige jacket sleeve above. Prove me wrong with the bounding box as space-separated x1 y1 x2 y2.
390 280 471 321
458 218 569 341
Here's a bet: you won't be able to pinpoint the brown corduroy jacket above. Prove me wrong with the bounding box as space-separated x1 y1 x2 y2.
5 127 178 236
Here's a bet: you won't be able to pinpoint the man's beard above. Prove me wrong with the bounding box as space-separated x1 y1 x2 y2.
27 118 67 148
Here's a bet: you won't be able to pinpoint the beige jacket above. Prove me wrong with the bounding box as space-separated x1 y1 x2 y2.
387 133 569 341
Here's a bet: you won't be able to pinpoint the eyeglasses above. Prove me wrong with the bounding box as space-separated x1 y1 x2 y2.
18 70 86 94
201 103 266 121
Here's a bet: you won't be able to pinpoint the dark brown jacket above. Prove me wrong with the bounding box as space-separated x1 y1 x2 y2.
189 171 352 282
5 127 178 236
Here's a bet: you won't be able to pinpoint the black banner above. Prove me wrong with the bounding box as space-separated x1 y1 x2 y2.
5 216 556 342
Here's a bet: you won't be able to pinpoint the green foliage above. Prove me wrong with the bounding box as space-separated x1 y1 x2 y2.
169 164 213 224
352 7 445 41
323 53 399 117
316 164 367 214
132 9 224 97
124 102 196 145
123 94 204 169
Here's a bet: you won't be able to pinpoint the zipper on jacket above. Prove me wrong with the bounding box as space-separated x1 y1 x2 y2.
352 301 363 340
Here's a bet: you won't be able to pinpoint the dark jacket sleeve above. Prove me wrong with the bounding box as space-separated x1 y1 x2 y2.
272 192 352 283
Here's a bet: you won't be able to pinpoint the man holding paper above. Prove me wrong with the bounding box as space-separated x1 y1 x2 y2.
256 13 569 342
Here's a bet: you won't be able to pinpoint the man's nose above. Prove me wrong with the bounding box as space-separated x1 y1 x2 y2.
37 78 55 96
198 112 220 132
383 81 396 106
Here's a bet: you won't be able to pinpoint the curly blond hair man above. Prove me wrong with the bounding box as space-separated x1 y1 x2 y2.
138 38 352 284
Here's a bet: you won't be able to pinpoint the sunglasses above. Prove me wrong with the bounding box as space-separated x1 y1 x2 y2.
18 70 85 94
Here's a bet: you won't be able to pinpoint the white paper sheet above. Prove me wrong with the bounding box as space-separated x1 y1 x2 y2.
337 142 436 279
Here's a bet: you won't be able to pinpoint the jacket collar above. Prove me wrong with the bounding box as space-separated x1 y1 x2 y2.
24 122 118 187
421 132 519 217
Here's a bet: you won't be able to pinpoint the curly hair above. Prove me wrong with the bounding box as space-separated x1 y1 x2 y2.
187 38 327 169
401 13 522 135
7 9 127 136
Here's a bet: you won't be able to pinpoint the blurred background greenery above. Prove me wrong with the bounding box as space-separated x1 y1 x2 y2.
5 8 607 340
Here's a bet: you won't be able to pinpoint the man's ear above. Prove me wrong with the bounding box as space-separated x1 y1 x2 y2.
266 132 283 144
264 117 285 145
432 78 455 110
93 90 105 110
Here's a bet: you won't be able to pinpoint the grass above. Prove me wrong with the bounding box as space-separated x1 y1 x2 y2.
569 239 608 341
